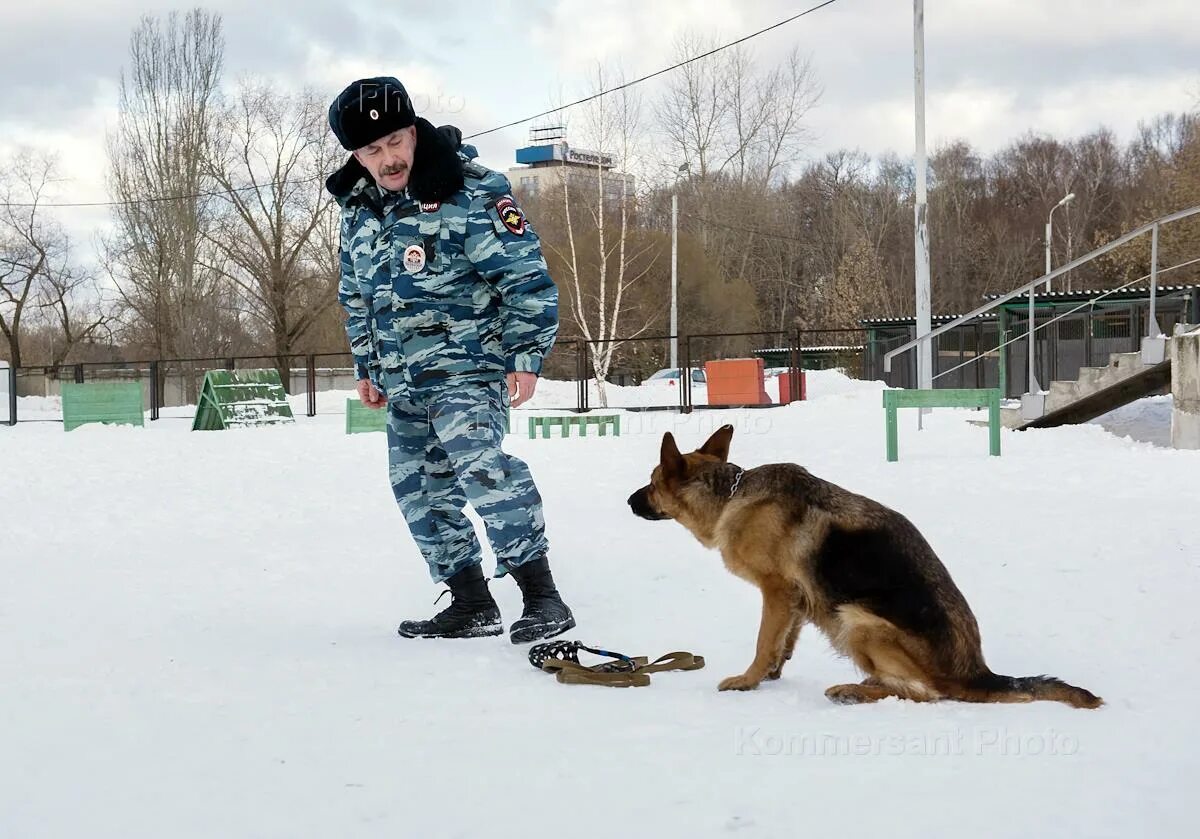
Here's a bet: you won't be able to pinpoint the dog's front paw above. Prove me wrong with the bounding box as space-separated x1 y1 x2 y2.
719 674 762 691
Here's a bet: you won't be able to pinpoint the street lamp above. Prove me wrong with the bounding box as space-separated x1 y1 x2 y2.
913 0 933 414
1045 192 1075 292
670 162 689 370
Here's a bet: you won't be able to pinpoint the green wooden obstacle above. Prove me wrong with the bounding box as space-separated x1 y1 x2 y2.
883 388 1001 462
527 414 620 439
192 369 295 431
345 398 388 434
62 382 144 431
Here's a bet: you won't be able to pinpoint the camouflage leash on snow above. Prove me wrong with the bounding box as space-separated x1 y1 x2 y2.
529 640 705 688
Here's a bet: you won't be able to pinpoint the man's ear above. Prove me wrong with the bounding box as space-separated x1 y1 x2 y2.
660 432 686 480
698 424 734 462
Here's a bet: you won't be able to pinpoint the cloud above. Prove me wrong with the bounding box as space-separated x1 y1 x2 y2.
1 0 1197 266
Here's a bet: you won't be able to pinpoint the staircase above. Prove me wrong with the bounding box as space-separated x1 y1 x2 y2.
882 205 1200 445
1001 351 1172 430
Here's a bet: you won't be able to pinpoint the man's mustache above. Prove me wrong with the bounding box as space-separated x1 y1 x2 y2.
381 162 408 176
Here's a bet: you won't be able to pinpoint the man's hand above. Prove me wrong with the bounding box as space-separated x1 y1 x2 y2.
506 372 539 408
357 378 387 409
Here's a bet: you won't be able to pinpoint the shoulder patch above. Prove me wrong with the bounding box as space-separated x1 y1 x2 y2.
494 196 526 236
462 160 490 179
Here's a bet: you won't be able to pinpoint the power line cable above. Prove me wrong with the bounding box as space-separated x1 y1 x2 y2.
463 0 841 141
1 0 843 209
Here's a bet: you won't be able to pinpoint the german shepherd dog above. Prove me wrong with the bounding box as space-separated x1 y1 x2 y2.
627 425 1101 708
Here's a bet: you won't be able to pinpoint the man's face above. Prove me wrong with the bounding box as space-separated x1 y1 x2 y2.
353 126 418 192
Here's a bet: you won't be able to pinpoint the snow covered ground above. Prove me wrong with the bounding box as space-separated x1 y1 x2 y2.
1089 394 1175 447
2 371 1198 838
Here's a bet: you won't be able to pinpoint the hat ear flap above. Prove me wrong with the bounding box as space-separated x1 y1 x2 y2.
408 117 465 203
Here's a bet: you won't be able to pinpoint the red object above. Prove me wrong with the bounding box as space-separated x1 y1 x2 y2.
778 370 806 403
703 358 771 405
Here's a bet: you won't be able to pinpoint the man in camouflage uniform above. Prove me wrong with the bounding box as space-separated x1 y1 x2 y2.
326 76 574 643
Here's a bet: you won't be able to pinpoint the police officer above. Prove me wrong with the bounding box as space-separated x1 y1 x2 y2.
326 76 574 643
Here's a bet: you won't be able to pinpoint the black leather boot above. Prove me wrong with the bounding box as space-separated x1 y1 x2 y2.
509 556 575 644
397 564 503 639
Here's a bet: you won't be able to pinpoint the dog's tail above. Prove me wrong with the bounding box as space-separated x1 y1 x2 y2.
953 671 1102 709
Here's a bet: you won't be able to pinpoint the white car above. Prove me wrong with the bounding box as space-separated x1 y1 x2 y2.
644 368 706 386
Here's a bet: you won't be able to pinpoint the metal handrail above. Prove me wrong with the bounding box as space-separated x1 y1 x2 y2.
929 254 1200 384
883 205 1200 389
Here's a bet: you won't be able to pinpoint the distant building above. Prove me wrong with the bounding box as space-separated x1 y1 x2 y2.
506 125 635 204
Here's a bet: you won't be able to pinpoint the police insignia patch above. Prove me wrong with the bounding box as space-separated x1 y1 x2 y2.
402 244 426 273
420 201 441 213
494 196 526 236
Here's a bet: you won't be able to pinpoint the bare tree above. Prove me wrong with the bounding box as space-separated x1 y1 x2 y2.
202 80 342 387
656 35 820 338
0 151 109 369
105 9 229 364
0 151 60 368
659 35 819 188
0 150 111 367
38 268 114 367
542 67 661 406
658 32 726 182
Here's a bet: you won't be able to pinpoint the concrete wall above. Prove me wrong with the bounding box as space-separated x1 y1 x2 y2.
1171 332 1200 449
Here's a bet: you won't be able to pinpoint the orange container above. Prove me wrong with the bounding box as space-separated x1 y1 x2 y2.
778 370 806 403
703 358 771 406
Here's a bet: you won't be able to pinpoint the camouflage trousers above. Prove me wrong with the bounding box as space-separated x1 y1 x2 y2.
384 377 549 583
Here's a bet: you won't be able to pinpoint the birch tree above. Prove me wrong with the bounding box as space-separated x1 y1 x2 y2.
544 66 660 406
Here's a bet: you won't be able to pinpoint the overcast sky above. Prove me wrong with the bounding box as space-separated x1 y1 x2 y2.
1 0 1197 256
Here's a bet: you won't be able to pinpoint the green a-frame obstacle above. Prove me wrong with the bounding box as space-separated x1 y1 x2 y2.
192 369 295 431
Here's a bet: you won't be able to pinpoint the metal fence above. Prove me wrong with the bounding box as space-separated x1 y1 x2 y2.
2 326 876 425
4 353 355 424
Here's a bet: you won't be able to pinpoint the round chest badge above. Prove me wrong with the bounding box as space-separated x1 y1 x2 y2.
403 244 426 273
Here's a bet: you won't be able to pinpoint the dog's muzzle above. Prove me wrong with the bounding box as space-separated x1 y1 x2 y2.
628 486 669 521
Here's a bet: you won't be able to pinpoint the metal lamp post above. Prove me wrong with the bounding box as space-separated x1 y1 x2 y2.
1023 190 1077 408
1045 192 1075 292
913 0 933 423
670 162 688 370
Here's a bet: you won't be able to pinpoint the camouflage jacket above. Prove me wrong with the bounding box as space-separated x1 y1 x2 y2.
327 118 558 394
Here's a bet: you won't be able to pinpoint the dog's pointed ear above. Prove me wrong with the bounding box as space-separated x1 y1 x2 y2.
698 424 734 462
660 432 686 479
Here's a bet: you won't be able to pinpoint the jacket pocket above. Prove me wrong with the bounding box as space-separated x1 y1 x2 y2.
399 309 494 387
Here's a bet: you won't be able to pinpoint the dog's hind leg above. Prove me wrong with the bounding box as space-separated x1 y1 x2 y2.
719 578 794 692
825 606 944 705
766 610 803 680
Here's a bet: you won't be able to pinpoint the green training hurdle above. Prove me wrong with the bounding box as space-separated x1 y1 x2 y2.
61 382 144 431
527 414 620 439
345 398 388 434
883 388 1001 462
